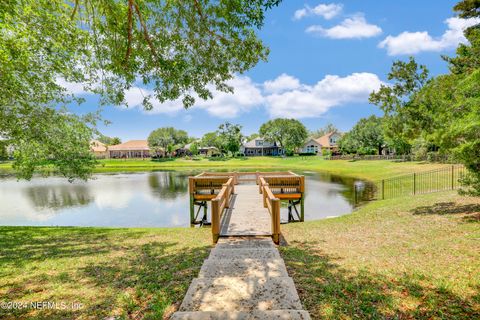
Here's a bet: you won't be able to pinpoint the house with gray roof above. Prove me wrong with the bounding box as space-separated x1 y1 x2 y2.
240 138 284 157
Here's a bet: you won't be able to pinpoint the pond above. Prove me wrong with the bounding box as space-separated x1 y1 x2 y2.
0 171 374 227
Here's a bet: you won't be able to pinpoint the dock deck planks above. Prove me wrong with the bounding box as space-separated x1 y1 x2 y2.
219 184 271 237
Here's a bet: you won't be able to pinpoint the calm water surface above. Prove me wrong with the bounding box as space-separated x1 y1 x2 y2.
0 171 373 227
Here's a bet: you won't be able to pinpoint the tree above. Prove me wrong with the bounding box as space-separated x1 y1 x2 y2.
310 123 338 139
369 57 431 141
444 0 480 74
111 137 122 145
201 132 222 150
11 112 97 181
0 140 9 160
259 118 308 154
189 142 199 156
338 116 385 155
166 144 174 158
1 0 281 179
246 133 260 141
217 122 243 156
97 134 121 145
147 127 188 157
370 0 480 194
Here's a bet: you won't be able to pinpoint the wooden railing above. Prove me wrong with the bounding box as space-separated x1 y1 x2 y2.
263 175 305 194
198 171 296 185
190 171 304 243
211 177 234 243
196 172 238 184
261 178 281 244
259 175 305 222
189 176 231 196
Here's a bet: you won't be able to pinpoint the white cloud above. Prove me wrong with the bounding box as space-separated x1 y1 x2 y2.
56 78 92 95
121 73 384 119
183 114 193 122
306 15 382 39
294 3 343 20
195 76 263 118
125 76 263 118
263 73 302 93
123 86 185 114
265 73 383 118
379 17 480 55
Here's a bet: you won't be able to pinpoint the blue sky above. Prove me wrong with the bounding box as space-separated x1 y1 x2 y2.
70 0 478 141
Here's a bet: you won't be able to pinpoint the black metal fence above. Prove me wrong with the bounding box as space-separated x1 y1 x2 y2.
329 154 411 161
328 154 452 162
376 165 466 200
353 165 466 205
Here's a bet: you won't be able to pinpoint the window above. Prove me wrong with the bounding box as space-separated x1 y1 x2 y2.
306 145 318 153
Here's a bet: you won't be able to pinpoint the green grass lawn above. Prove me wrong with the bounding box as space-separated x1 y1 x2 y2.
280 191 480 319
0 227 211 319
0 157 453 181
1 192 478 319
0 159 477 319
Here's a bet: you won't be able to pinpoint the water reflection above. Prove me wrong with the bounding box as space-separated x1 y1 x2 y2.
0 170 374 227
148 172 188 200
25 185 93 210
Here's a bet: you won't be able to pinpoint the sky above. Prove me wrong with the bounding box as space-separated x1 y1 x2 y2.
68 0 479 141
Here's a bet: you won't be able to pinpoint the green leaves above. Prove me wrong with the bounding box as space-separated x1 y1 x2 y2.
339 116 385 155
370 0 480 194
453 0 480 19
259 118 308 153
11 109 97 181
1 0 280 179
217 122 243 155
147 127 188 156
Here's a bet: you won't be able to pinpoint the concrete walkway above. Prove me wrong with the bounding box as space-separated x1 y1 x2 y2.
171 238 311 319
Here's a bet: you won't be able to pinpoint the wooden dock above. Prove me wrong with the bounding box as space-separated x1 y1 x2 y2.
171 172 311 319
188 171 305 244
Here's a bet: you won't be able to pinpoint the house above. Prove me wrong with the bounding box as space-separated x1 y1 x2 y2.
108 140 151 158
90 140 109 159
299 138 322 155
318 132 341 153
240 138 283 156
176 142 219 157
299 132 342 155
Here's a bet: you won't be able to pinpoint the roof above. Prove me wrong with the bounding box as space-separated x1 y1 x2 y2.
243 138 278 148
90 140 108 152
304 138 322 146
183 142 218 150
108 140 150 151
315 132 340 148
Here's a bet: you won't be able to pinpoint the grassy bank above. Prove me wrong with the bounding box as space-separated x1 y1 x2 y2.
0 157 453 181
1 192 478 319
1 159 477 319
0 227 211 319
280 191 480 319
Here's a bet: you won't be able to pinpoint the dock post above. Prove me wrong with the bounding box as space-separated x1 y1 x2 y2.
263 184 268 208
223 183 230 208
272 199 281 244
189 177 195 225
300 195 305 222
300 176 305 222
211 199 220 243
190 195 195 225
203 201 208 221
